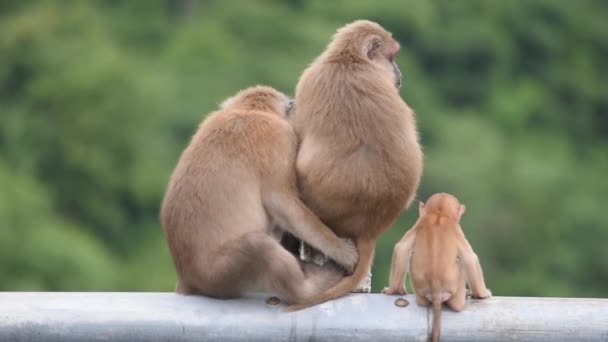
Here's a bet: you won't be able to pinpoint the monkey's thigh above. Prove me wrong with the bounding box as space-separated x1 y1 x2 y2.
202 231 311 303
446 271 466 311
301 261 344 293
410 279 430 306
415 293 430 306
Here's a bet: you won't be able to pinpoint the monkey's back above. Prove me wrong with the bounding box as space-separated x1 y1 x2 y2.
294 63 423 237
410 224 461 296
161 108 297 276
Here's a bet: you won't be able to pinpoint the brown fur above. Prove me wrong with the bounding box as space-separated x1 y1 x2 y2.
382 193 492 342
288 20 423 310
160 86 358 305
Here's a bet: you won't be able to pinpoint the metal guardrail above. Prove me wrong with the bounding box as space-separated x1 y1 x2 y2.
0 292 607 341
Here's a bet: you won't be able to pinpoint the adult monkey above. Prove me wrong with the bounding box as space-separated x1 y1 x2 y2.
289 20 423 310
161 86 357 305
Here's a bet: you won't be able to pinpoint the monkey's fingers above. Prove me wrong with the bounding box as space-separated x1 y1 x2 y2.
471 289 492 299
381 286 407 295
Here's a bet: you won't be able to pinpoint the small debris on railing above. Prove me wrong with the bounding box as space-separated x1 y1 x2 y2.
265 296 281 305
394 298 409 307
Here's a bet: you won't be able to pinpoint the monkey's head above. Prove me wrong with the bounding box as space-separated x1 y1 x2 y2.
327 20 403 89
220 85 294 117
419 193 465 222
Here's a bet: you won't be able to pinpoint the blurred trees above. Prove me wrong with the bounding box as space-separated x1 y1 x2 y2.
0 0 606 296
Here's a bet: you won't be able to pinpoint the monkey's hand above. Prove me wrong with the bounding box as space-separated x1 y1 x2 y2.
381 286 407 295
471 288 492 299
330 238 358 274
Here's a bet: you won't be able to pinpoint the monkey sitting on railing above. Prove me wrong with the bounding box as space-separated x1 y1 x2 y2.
383 193 492 342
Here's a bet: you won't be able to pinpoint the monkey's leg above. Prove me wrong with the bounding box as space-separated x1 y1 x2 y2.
383 228 416 295
298 242 371 292
350 270 372 293
415 294 430 306
301 262 343 293
264 191 357 272
196 231 315 304
457 234 491 299
446 273 466 312
176 280 196 294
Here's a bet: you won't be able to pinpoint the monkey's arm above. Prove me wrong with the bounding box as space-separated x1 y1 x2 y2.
382 228 416 295
456 231 491 299
264 191 358 273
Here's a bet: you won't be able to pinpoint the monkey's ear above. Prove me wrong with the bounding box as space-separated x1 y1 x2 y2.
365 36 382 59
418 201 425 216
458 204 466 220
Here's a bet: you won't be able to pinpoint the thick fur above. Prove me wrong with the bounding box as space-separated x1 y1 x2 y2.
288 20 423 310
383 193 492 342
161 86 358 305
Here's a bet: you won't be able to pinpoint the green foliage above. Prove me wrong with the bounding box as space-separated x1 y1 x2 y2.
0 0 606 297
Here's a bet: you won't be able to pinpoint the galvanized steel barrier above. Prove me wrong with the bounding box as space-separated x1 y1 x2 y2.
1 292 607 341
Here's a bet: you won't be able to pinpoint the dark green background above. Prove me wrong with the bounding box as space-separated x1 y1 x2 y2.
1 0 607 297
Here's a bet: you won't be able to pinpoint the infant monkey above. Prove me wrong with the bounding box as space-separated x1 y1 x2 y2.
383 193 491 342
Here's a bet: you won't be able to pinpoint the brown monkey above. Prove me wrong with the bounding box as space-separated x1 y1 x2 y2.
288 20 423 310
382 193 492 342
160 86 358 305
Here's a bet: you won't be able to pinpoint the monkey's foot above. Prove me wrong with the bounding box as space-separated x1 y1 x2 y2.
298 241 371 292
472 289 492 299
299 242 329 266
351 271 372 293
381 286 407 295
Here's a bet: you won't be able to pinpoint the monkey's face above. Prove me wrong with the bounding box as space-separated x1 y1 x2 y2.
333 21 404 89
367 36 403 89
267 89 294 117
285 98 296 117
390 59 403 89
270 91 295 118
384 57 403 89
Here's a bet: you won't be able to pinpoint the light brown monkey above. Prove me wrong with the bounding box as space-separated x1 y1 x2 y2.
382 193 491 342
160 86 358 305
288 20 423 310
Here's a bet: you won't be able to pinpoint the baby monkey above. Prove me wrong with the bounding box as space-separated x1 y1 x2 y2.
382 193 491 342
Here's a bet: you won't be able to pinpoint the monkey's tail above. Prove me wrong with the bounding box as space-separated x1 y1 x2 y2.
431 292 442 342
287 237 375 311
